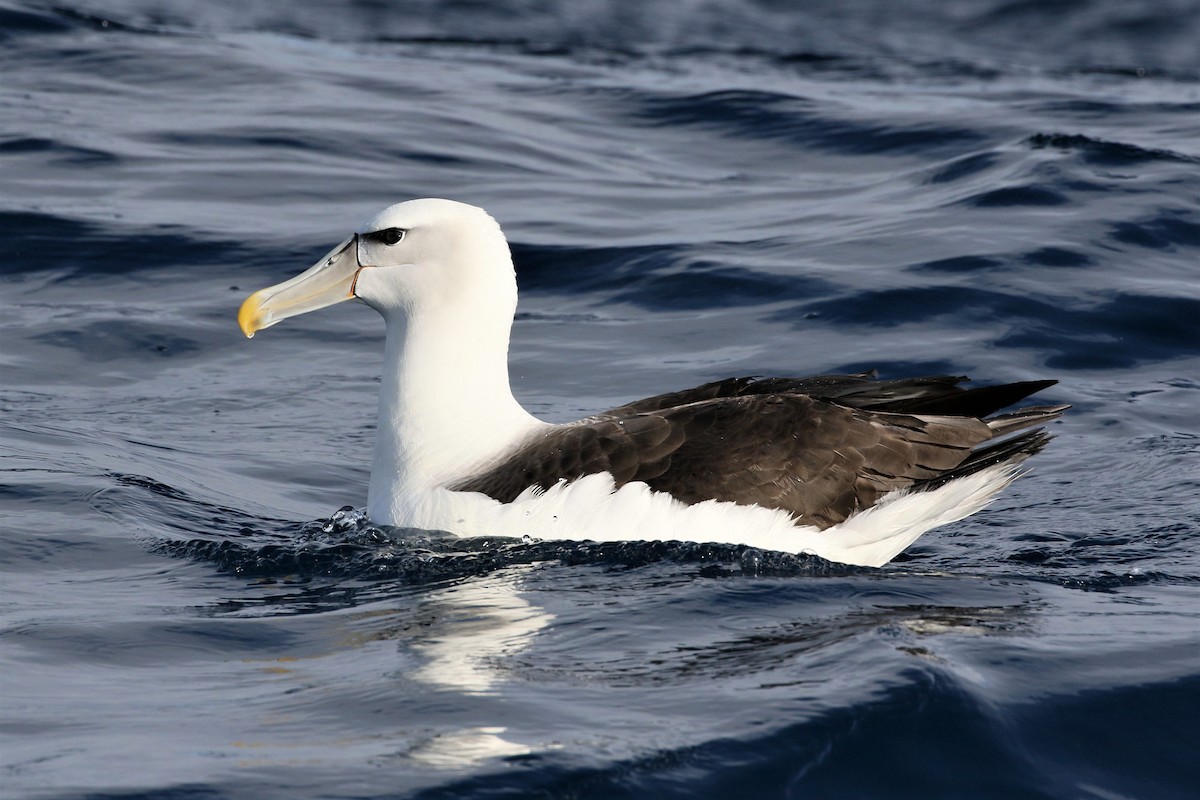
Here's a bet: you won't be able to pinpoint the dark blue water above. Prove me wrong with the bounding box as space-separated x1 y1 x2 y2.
3 1 1199 798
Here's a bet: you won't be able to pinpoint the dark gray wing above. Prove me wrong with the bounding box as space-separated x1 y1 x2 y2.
453 393 1004 528
593 374 1057 419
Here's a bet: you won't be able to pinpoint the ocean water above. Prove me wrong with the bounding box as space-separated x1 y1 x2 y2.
3 1 1199 797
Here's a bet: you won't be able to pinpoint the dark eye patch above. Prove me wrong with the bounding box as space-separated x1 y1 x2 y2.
372 227 406 245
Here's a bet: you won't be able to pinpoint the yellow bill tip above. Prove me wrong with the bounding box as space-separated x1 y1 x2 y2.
237 290 268 339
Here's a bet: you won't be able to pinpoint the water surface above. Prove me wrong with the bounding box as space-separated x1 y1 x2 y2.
2 1 1199 798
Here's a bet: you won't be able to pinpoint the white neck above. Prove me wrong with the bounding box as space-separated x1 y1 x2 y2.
366 298 548 518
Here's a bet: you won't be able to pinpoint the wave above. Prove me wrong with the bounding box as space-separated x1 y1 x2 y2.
9 1 1199 73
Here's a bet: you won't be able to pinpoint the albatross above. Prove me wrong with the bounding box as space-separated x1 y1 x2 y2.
238 199 1066 567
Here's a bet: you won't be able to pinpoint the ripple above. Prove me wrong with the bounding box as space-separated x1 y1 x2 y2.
32 322 202 361
967 185 1070 208
635 90 983 154
1020 247 1093 268
926 151 1002 184
909 255 1006 274
0 211 258 280
1028 132 1200 167
996 293 1200 369
0 5 74 39
1109 211 1200 250
515 241 831 309
0 136 118 164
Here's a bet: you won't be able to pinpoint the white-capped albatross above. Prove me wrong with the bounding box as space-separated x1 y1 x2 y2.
238 198 1066 567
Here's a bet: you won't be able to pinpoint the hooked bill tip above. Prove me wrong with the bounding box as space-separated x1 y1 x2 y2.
237 291 267 339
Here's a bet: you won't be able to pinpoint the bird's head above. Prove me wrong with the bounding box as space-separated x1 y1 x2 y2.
238 198 515 338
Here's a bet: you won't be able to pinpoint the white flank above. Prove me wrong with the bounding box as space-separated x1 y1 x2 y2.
374 464 1023 568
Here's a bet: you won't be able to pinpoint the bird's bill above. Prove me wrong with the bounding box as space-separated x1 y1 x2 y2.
238 236 358 338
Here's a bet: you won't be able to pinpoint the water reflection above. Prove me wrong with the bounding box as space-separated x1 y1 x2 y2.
406 725 535 767
406 566 555 694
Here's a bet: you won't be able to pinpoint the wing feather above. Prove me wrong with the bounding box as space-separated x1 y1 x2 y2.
451 389 1036 528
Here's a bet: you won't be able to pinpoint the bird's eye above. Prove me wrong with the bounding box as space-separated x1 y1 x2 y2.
378 227 405 245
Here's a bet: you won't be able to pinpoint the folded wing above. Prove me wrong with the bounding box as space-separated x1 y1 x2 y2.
452 376 1066 529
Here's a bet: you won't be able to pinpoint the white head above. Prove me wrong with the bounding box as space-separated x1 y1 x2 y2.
237 199 545 504
238 198 517 336
354 198 516 320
